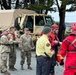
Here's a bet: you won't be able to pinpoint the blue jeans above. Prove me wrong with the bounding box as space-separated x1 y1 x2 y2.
36 56 51 75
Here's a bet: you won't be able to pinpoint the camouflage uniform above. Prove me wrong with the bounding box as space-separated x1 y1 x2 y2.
8 33 17 71
0 34 11 75
19 33 34 70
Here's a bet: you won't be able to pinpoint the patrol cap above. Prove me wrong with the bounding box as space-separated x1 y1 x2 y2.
42 27 51 34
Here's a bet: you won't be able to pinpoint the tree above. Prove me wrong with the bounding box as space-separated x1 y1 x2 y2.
0 0 11 9
55 0 76 41
0 0 20 9
22 0 54 14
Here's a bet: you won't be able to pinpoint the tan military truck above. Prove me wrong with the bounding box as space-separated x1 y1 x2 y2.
19 14 54 35
0 9 54 46
0 9 54 34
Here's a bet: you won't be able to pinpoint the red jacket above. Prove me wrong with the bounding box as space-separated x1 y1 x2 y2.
60 32 76 69
49 32 59 50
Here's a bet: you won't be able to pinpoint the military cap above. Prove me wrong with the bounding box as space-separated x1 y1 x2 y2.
42 27 51 34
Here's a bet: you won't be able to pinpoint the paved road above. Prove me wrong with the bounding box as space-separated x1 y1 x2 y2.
0 49 64 75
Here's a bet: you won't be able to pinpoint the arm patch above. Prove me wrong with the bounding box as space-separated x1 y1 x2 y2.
46 43 50 47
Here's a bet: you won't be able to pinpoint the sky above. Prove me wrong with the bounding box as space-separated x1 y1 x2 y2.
48 11 76 23
48 0 76 23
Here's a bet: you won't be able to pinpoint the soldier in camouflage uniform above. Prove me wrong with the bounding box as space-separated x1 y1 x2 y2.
0 30 12 75
19 28 34 70
8 27 17 71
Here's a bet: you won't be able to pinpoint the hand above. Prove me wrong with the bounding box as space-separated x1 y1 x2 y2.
18 40 22 44
51 50 55 55
54 40 59 44
59 42 62 45
31 47 35 50
21 49 24 52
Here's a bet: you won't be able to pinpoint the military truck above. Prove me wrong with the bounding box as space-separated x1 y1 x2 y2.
0 9 54 44
0 9 54 34
19 14 54 35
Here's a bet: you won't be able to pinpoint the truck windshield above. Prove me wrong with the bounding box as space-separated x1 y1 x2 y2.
45 16 54 25
35 16 45 26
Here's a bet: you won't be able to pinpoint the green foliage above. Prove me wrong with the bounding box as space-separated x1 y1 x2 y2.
25 0 54 13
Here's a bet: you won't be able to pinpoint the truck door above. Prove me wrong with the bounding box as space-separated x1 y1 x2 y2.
20 15 34 33
34 15 45 34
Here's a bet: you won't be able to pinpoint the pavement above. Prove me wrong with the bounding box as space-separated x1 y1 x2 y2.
0 49 64 75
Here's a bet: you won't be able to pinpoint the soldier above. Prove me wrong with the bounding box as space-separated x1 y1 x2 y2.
36 27 54 75
0 30 11 75
19 28 34 70
8 27 17 71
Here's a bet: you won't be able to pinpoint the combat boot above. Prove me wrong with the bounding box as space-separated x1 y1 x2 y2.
27 65 32 70
21 65 24 70
4 71 10 75
9 66 17 71
12 67 17 71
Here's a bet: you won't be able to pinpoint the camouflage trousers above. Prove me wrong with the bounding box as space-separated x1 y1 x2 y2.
0 53 9 72
20 51 31 66
9 46 16 68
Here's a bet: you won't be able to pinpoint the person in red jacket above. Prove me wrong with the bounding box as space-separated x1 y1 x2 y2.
57 22 76 75
49 24 62 75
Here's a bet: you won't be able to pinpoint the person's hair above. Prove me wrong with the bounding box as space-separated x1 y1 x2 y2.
10 26 15 30
23 28 29 32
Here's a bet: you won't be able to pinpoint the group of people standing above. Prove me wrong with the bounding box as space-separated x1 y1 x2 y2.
36 23 61 75
0 27 17 75
0 22 76 75
36 22 76 75
0 27 34 75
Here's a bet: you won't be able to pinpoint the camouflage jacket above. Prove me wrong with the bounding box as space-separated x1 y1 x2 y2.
0 35 10 53
19 34 34 51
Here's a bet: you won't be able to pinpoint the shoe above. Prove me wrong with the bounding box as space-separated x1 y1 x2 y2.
9 67 17 71
13 67 17 70
4 71 10 75
28 66 32 70
21 65 24 70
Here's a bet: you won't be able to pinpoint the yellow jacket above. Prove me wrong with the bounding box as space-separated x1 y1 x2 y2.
36 34 53 58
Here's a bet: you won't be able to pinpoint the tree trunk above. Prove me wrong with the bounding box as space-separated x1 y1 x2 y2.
15 0 19 9
8 0 11 9
45 9 48 14
2 0 11 9
24 0 29 7
31 0 35 4
58 6 66 41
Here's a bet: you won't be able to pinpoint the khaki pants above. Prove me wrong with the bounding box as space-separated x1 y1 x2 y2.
9 45 16 68
20 51 31 65
0 53 9 72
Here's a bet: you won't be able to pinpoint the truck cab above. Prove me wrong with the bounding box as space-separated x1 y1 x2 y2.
19 14 54 35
